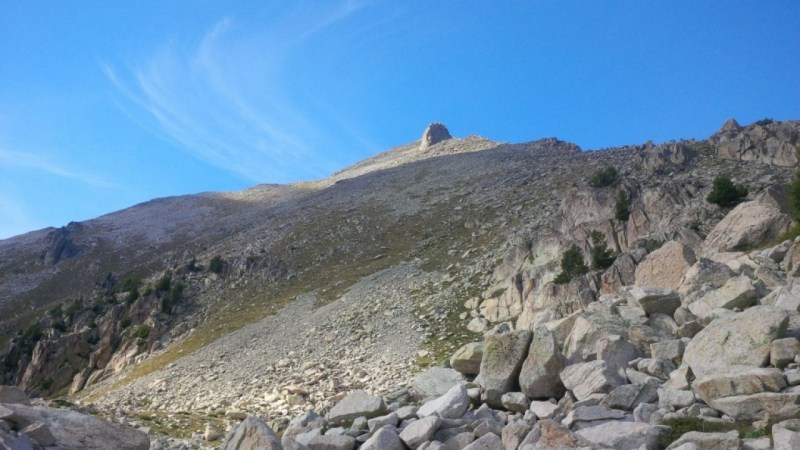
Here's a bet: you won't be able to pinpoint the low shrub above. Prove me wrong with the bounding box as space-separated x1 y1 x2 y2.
706 175 748 207
588 166 619 188
155 273 171 292
590 230 615 269
614 189 630 222
208 256 225 274
554 244 588 284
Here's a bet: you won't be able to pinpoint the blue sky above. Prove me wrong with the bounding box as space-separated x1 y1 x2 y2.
1 1 799 239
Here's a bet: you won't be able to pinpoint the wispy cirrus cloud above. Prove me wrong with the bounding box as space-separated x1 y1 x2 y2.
0 148 117 189
103 1 368 183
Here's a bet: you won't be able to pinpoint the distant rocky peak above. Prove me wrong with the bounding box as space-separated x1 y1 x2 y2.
718 118 742 134
419 122 452 150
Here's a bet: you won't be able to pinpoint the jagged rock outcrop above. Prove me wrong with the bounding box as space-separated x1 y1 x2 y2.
712 119 800 167
419 122 452 150
39 222 83 265
637 142 695 174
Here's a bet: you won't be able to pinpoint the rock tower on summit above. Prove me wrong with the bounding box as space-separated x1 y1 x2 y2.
419 123 452 150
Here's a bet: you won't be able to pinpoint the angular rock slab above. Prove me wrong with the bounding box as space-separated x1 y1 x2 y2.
563 312 630 364
399 416 441 448
1 403 148 450
519 326 565 399
412 367 466 399
560 360 625 401
326 390 386 426
360 425 404 450
634 241 696 290
576 421 666 450
416 384 469 419
693 367 786 404
463 432 502 449
622 286 681 316
683 306 789 378
706 388 800 422
479 330 532 408
686 276 759 323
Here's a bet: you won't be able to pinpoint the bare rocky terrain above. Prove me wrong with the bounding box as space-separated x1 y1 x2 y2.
3 119 800 449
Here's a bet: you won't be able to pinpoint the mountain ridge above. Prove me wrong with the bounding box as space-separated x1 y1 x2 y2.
2 118 800 448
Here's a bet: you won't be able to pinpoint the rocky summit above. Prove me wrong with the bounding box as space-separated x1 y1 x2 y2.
2 118 800 449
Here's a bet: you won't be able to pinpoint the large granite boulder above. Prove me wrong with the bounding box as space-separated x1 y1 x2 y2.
678 258 736 295
560 360 626 401
686 276 760 323
693 367 787 404
479 330 532 407
519 326 565 399
634 241 696 290
708 387 800 422
563 312 630 364
683 306 789 378
702 201 792 254
622 286 681 316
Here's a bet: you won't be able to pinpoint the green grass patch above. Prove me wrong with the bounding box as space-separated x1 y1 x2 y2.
132 410 225 439
656 417 769 450
411 273 485 370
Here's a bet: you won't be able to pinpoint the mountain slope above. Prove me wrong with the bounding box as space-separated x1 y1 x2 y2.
1 120 799 444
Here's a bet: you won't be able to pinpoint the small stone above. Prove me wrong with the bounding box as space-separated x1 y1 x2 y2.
771 338 800 369
529 400 559 419
501 392 530 413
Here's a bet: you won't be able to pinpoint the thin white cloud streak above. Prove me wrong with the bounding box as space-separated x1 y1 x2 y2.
104 2 367 183
0 148 117 189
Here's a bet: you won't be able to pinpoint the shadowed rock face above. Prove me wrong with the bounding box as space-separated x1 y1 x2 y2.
39 223 83 265
419 122 452 150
